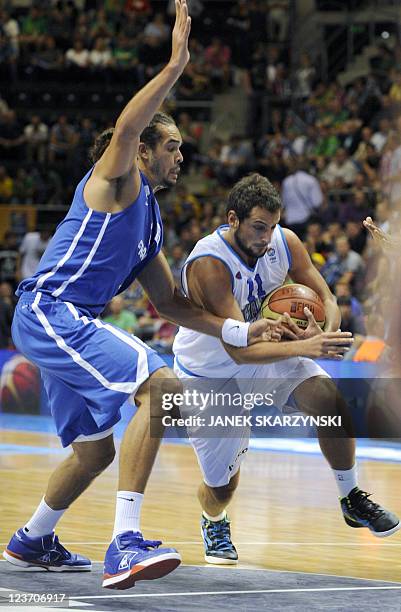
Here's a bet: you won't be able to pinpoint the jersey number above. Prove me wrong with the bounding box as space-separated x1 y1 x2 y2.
246 274 265 302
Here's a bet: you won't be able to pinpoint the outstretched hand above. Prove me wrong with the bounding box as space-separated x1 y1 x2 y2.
363 216 400 254
170 0 191 73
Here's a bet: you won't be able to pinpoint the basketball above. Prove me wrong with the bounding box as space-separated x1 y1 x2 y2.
0 355 41 414
261 284 325 329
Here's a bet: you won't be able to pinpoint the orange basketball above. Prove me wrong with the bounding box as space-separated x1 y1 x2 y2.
261 283 325 329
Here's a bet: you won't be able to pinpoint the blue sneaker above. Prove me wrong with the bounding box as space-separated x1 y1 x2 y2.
341 487 401 537
102 531 181 590
3 529 91 571
201 513 238 564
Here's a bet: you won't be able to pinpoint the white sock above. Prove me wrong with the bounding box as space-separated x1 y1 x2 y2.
332 464 358 498
112 491 143 539
23 497 67 538
203 509 226 522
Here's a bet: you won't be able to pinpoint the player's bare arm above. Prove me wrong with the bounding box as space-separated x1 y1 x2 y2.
137 252 272 345
283 228 341 334
185 256 352 362
84 0 191 212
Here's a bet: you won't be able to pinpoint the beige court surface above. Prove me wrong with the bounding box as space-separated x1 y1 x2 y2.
1 429 401 584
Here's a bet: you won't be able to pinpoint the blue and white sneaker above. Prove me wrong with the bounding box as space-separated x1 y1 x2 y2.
201 513 238 564
102 531 181 590
3 529 91 571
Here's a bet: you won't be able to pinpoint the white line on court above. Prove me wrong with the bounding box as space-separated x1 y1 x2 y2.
2 541 400 547
67 585 401 600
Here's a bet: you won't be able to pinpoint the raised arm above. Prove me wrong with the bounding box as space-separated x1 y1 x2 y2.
93 0 191 184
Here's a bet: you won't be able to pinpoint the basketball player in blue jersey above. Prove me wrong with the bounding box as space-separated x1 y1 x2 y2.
2 2 277 590
173 174 400 565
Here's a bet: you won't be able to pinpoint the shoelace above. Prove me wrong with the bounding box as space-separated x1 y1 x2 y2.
119 533 162 550
49 536 71 560
350 490 386 520
205 520 233 551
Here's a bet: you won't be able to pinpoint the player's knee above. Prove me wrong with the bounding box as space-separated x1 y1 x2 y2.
74 443 116 476
297 377 345 418
154 368 183 397
149 368 183 416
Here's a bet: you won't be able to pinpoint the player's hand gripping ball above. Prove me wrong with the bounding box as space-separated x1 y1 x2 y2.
262 283 325 329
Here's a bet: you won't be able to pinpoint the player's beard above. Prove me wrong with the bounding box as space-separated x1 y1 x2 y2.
151 159 176 189
234 228 268 263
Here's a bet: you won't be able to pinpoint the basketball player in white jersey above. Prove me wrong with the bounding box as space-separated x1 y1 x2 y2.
174 174 400 564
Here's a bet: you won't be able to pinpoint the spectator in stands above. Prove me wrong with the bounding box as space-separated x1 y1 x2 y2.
294 52 316 99
102 295 138 334
11 168 35 205
340 189 372 226
0 10 20 59
74 13 91 45
24 115 49 164
243 42 270 138
0 166 13 203
371 117 391 153
30 35 63 77
219 134 253 185
89 8 115 42
0 110 25 160
176 62 210 99
168 244 187 287
0 231 20 289
172 184 201 229
335 280 364 319
321 235 365 296
19 227 51 281
47 6 73 52
19 6 47 53
143 12 170 44
112 32 140 79
89 37 113 70
65 39 90 70
281 157 323 239
337 295 366 335
344 220 367 254
48 115 78 163
175 112 201 172
314 125 340 158
124 0 152 21
321 147 358 186
204 37 231 91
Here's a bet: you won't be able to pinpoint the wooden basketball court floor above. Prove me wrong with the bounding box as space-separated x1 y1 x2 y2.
1 424 401 610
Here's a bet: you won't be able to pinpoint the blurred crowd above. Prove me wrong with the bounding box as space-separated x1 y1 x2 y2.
0 1 400 361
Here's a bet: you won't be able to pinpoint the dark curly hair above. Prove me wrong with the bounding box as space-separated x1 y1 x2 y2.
226 173 282 221
89 112 177 164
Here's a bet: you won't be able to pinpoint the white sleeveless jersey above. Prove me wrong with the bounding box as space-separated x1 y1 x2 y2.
173 224 292 377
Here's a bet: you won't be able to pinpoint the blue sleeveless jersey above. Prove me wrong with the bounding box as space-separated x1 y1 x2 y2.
17 168 163 316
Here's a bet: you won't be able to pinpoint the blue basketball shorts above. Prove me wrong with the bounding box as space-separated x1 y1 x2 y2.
12 292 166 447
